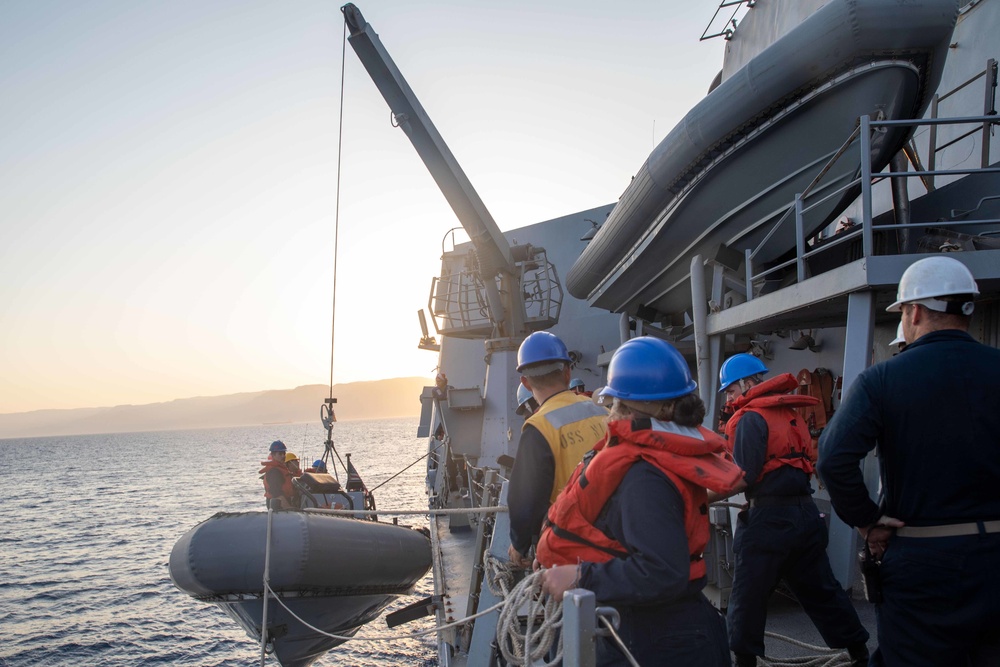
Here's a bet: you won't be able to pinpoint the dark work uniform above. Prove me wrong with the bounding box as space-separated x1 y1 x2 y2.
579 461 729 667
819 330 1000 666
728 411 869 660
508 425 554 556
508 390 606 557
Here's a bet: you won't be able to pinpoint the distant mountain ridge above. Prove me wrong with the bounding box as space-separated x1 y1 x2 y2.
0 377 432 439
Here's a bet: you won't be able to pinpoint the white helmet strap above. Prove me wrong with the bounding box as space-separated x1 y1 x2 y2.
909 297 975 315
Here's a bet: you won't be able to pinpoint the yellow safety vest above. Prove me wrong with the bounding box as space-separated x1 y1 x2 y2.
524 390 608 502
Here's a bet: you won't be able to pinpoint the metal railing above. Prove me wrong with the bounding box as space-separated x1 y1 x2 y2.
428 249 562 338
739 59 999 301
928 58 998 187
701 0 755 41
742 123 999 301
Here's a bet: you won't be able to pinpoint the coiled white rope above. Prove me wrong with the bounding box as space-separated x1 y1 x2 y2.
482 551 516 599
757 632 854 667
495 569 563 666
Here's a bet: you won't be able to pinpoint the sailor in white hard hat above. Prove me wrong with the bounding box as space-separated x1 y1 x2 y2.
819 255 1000 667
889 322 906 353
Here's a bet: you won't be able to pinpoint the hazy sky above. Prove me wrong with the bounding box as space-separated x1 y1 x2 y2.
1 0 729 413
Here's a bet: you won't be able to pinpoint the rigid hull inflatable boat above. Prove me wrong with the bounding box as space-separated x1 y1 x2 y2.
169 510 431 667
566 0 959 319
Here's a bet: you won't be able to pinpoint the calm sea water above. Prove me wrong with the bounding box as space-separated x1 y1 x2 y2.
0 418 437 666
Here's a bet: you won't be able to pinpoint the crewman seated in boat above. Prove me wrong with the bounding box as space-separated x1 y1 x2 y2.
514 383 539 420
259 440 299 509
507 332 607 569
305 458 328 474
284 452 303 478
536 337 744 667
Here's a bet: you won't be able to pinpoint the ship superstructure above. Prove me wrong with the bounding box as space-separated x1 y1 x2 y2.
351 1 1000 664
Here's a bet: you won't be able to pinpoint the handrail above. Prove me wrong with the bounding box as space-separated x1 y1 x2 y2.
741 111 1000 302
701 0 755 42
928 59 997 187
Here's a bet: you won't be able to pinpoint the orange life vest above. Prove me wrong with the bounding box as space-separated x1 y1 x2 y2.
725 373 820 482
536 418 744 580
258 459 295 500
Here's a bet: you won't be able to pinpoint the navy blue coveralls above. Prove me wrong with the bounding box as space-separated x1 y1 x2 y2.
818 329 1000 666
578 459 730 667
727 411 869 660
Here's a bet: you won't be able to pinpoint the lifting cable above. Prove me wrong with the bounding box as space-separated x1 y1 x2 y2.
367 439 446 493
320 17 350 482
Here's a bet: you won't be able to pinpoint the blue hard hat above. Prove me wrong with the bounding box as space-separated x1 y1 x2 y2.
312 459 326 470
600 337 697 401
516 331 571 373
269 440 287 453
569 378 585 390
719 354 769 391
516 383 534 408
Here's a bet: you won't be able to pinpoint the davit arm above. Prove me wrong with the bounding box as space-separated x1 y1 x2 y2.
341 3 527 338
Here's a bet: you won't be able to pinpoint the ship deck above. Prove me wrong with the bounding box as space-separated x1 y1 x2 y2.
430 507 880 665
430 512 477 667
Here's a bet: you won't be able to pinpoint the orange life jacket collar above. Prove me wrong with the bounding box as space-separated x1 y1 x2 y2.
536 418 744 580
726 373 820 481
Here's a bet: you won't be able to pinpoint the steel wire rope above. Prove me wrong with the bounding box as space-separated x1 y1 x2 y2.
261 578 507 641
321 17 351 482
367 439 446 493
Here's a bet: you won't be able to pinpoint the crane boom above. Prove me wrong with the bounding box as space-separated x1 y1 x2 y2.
342 3 526 336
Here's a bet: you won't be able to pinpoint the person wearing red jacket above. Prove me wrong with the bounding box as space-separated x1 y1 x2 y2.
537 337 743 667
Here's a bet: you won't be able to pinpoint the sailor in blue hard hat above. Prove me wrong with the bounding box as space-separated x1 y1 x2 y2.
514 383 539 419
569 377 587 395
507 331 607 569
719 351 869 667
260 440 297 509
718 353 770 405
538 336 741 667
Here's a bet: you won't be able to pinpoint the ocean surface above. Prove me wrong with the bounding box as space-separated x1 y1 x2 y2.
0 417 437 666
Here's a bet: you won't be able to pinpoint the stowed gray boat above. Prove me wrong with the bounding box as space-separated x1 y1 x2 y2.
169 509 431 667
567 0 960 320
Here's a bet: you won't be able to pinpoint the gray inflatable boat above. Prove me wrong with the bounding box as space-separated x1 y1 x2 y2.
567 0 959 319
170 510 431 667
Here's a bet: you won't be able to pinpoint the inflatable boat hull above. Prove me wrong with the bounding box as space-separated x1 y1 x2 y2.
169 511 431 667
567 0 958 318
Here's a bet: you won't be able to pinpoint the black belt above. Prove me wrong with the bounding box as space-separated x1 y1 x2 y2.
748 495 813 508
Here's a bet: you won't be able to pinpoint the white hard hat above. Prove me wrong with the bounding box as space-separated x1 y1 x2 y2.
889 322 905 348
886 256 979 313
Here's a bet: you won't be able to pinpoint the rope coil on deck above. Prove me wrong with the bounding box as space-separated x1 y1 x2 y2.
495 570 563 666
